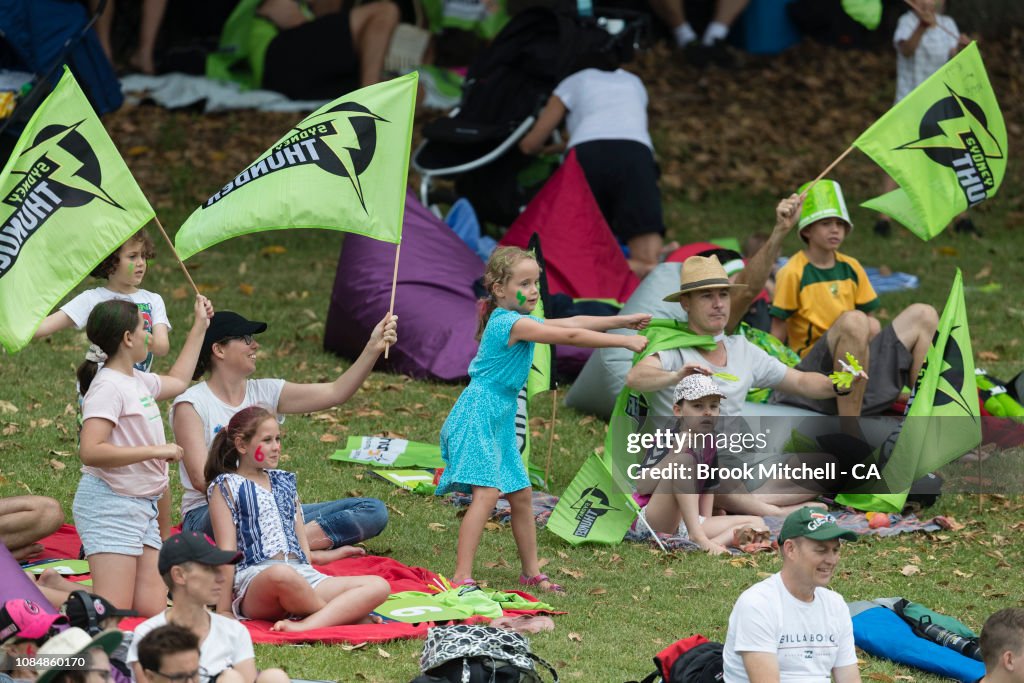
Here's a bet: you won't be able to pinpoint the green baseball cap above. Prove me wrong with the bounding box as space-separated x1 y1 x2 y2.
797 179 853 241
778 507 857 543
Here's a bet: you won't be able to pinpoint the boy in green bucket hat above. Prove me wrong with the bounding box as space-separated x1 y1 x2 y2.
768 179 938 417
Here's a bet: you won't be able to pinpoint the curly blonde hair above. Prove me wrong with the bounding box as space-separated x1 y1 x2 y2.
475 246 537 340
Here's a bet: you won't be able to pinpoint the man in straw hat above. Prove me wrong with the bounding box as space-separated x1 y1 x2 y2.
722 507 860 683
769 179 937 417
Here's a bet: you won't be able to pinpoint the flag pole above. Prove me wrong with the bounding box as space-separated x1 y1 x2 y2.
633 507 669 553
799 144 856 200
384 242 401 359
544 389 558 486
153 216 200 295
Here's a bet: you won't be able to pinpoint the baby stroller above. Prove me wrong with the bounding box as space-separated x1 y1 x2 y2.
411 5 648 226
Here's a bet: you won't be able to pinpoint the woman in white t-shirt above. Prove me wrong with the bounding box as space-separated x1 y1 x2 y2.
172 310 396 563
75 296 212 617
519 51 670 278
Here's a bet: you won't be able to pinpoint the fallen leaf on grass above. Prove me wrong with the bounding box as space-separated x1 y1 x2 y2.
538 557 550 569
557 551 569 560
260 245 287 256
952 569 973 578
567 632 583 642
484 558 510 569
48 450 72 457
900 565 920 576
0 401 18 414
978 351 1000 361
865 674 895 683
377 647 390 658
558 567 584 579
338 642 366 651
427 523 446 532
171 286 188 300
589 588 607 595
49 459 66 471
484 522 502 532
238 283 254 296
385 503 405 517
975 264 992 280
319 434 339 443
2 424 18 436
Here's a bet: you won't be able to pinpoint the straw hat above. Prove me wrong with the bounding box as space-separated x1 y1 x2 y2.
663 255 747 303
35 627 123 683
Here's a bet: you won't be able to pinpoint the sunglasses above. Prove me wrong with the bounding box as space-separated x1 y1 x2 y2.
146 669 202 683
217 334 254 346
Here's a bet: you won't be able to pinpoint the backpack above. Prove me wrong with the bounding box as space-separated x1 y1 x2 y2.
629 635 724 683
411 624 558 683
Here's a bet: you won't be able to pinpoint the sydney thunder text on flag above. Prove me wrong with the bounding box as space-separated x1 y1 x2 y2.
0 68 154 353
174 72 418 259
855 43 1006 240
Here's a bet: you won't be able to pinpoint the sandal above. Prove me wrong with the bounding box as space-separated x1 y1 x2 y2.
454 578 478 588
519 573 565 594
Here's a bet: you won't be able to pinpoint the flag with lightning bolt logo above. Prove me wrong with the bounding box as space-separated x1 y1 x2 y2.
853 42 1007 240
0 68 155 353
837 269 980 513
174 72 417 260
547 453 638 545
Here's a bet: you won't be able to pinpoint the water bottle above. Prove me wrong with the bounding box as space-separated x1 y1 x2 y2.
917 619 982 660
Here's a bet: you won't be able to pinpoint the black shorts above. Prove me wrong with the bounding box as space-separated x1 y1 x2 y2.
573 139 665 242
263 12 360 100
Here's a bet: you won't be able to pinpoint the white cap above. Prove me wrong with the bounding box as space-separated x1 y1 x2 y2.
673 374 727 404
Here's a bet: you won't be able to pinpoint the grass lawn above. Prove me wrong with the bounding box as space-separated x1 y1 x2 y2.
2 40 1023 683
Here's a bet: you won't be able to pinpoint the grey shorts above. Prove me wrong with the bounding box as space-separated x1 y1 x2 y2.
770 324 912 416
232 559 329 619
73 473 161 556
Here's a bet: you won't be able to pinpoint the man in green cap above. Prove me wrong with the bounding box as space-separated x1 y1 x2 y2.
722 507 861 683
769 179 938 417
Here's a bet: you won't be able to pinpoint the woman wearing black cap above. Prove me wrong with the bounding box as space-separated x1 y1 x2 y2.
170 311 396 563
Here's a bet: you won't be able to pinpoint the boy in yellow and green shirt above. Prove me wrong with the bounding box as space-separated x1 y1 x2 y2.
768 180 937 417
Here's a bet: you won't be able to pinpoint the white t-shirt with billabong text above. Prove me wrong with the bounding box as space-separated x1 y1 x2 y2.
722 572 857 683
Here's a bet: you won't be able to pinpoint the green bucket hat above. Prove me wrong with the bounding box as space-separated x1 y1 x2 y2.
797 179 853 242
778 507 857 543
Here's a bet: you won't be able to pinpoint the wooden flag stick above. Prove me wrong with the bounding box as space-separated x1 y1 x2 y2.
544 389 558 487
799 144 856 200
902 0 962 41
384 242 401 359
153 216 200 295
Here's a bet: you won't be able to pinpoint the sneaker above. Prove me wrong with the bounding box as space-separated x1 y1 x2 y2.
873 219 892 237
954 217 981 236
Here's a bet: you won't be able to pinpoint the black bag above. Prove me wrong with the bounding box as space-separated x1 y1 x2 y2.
629 636 724 683
412 625 558 683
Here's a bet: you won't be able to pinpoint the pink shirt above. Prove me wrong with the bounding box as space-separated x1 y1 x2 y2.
81 367 167 497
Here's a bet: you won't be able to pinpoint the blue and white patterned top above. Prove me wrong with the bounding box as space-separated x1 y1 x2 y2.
210 470 306 570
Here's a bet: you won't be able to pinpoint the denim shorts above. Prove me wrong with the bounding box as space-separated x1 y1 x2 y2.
232 559 329 619
73 473 161 556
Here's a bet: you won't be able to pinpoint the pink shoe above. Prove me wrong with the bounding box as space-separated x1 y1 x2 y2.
519 573 565 594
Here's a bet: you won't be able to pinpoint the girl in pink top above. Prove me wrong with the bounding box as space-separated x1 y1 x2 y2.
75 295 212 616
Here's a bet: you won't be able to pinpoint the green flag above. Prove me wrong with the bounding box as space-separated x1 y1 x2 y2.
604 320 716 470
0 68 155 353
547 454 637 546
520 234 555 487
840 0 882 30
174 72 418 260
837 270 980 512
330 435 444 469
854 43 1007 240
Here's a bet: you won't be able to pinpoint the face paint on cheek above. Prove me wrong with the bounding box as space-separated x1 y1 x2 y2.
254 446 265 462
516 290 526 306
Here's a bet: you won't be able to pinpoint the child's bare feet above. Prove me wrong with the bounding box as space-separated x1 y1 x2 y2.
11 543 44 561
37 568 82 592
270 619 302 632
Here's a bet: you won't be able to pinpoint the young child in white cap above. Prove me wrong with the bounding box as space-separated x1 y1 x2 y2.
634 373 766 554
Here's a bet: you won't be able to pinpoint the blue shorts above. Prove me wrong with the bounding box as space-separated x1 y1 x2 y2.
73 473 161 556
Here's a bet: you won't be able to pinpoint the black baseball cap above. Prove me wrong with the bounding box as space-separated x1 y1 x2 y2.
62 592 136 633
200 311 267 359
158 532 243 575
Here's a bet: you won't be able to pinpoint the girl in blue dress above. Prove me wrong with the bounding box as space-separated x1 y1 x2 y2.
436 246 651 593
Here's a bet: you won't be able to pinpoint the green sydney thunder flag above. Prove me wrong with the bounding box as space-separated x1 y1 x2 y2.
854 42 1007 240
548 453 638 546
840 0 882 30
174 72 418 259
0 68 155 353
604 320 717 469
837 270 980 512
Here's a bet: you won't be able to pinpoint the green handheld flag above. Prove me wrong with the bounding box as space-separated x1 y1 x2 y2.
840 0 882 30
854 43 1007 240
547 454 637 546
330 436 444 469
174 72 418 260
837 270 980 512
0 68 155 353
